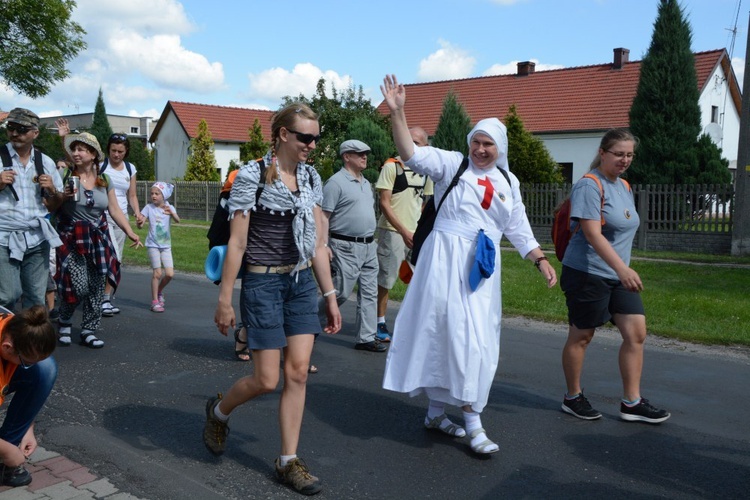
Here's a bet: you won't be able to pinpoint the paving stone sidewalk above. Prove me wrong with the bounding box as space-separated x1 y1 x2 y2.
0 447 146 500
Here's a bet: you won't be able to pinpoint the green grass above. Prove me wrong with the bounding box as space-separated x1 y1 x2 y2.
123 220 750 347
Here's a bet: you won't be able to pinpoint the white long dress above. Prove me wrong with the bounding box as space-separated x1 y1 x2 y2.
382 146 540 412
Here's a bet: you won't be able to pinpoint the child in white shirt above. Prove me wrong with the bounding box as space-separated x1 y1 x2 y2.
137 182 180 312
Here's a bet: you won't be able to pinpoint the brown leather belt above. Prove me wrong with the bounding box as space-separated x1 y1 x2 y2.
245 261 310 274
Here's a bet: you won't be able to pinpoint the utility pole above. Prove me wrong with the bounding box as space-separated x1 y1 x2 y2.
732 12 750 255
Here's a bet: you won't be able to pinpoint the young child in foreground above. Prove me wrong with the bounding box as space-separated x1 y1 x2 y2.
137 182 180 312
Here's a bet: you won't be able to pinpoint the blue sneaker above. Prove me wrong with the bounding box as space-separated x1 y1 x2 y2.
376 322 391 342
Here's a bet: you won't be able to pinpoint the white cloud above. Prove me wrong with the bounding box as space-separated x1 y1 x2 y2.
248 63 354 102
483 59 565 76
417 40 476 81
71 0 224 93
732 57 745 89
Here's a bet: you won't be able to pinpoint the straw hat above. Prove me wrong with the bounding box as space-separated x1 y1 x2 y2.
64 132 104 160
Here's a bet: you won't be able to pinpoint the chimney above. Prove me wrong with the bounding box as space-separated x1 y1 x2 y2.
613 48 630 69
517 61 536 77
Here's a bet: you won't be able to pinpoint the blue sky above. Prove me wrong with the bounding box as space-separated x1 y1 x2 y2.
0 0 746 121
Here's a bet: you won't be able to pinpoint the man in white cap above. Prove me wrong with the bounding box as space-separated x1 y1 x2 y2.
0 108 64 311
317 140 385 352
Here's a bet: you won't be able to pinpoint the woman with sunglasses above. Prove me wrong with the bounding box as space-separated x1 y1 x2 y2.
55 133 142 349
100 133 144 317
205 102 341 496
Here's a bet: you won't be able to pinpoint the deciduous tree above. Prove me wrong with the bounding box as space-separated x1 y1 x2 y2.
345 117 394 184
0 0 86 98
184 119 219 181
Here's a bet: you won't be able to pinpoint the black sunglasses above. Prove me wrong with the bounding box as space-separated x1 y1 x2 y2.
286 128 321 146
18 353 36 370
6 124 33 135
84 189 95 207
110 133 128 141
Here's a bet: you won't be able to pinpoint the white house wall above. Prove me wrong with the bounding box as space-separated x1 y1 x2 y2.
154 111 190 181
699 65 740 170
540 133 602 182
214 143 241 182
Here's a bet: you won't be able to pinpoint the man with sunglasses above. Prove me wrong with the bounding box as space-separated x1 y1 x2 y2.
0 108 64 312
318 140 386 352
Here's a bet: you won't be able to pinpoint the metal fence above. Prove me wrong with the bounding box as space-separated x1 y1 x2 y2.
135 181 735 253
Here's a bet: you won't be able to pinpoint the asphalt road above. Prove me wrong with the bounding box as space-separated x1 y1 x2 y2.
35 267 750 499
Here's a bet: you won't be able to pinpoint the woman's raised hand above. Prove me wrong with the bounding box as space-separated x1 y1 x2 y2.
381 74 406 112
55 118 70 137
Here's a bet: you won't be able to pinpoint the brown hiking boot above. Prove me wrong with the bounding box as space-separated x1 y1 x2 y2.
203 394 229 455
275 457 322 495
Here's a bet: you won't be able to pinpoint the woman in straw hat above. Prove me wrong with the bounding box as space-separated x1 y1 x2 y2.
55 132 142 349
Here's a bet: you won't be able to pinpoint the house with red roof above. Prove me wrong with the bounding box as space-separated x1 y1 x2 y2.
376 48 741 183
150 101 274 181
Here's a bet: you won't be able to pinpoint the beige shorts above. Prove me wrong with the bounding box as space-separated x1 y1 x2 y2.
377 227 407 290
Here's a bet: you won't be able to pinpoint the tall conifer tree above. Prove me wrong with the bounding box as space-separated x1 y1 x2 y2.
184 119 219 181
628 0 700 184
89 88 114 154
431 91 471 156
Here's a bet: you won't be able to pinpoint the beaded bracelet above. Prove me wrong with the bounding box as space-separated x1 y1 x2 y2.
534 256 549 269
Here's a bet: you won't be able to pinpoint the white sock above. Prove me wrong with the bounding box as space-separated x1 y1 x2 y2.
463 410 498 452
213 402 229 422
427 400 446 419
463 410 482 434
279 454 297 467
377 316 386 324
103 294 111 302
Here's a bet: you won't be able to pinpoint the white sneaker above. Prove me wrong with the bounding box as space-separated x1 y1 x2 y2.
102 301 119 316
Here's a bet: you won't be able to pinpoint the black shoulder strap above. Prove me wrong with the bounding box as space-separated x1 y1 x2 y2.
254 159 266 205
497 166 511 186
33 149 46 197
1 145 19 201
124 161 133 176
0 144 11 168
100 158 133 177
99 157 108 174
435 157 470 214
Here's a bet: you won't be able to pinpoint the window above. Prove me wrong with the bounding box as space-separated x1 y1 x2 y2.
558 163 573 184
711 106 719 123
130 126 139 134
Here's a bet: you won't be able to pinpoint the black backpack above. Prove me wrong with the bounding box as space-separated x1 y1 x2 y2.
99 158 133 177
410 159 511 265
384 157 427 196
206 160 315 249
0 144 47 200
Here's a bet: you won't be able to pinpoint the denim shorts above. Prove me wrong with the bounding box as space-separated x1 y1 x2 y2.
240 267 320 350
560 266 645 329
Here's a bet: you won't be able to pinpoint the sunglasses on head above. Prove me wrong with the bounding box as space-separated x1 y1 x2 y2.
110 133 128 141
286 128 321 146
6 124 33 135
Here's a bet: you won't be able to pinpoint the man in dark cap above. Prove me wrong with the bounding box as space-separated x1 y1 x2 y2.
0 108 64 311
317 140 386 352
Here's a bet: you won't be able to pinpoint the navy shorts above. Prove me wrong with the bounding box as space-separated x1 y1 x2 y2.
560 266 645 329
240 267 320 350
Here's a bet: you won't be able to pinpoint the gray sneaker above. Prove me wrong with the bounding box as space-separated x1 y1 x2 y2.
275 457 322 495
203 394 229 455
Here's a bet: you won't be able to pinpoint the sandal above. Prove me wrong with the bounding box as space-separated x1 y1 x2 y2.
424 414 466 437
308 365 318 374
80 331 104 349
58 323 72 347
234 326 250 362
468 428 499 455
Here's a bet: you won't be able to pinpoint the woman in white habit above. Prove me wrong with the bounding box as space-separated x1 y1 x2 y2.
380 74 557 455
